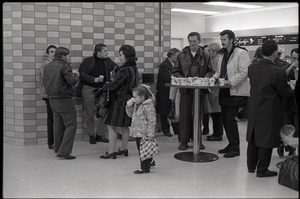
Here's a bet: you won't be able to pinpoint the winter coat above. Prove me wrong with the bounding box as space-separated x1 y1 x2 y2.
173 46 212 94
126 98 156 138
156 58 174 115
39 58 52 99
76 54 116 97
246 58 294 148
104 60 139 127
213 46 251 97
43 57 79 98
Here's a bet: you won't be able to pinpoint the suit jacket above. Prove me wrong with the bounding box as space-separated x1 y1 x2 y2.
156 58 173 115
246 58 294 148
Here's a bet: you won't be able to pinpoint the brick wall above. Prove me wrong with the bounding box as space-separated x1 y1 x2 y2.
3 2 171 145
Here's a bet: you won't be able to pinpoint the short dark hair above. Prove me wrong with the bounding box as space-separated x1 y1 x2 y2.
132 85 151 100
262 40 278 57
119 44 137 62
46 45 57 54
220 29 235 41
187 32 201 41
54 47 70 58
167 48 180 58
94 43 106 54
291 48 299 56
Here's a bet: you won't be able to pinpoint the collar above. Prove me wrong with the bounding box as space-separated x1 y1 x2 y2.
167 58 174 66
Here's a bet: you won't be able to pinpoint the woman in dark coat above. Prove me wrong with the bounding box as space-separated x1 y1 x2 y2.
100 45 139 159
156 48 180 137
246 40 294 177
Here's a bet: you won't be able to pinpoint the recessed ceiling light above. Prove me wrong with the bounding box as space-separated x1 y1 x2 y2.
204 2 263 9
171 8 220 15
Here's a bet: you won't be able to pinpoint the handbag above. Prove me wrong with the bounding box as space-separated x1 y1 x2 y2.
92 83 110 108
278 155 299 191
140 137 159 161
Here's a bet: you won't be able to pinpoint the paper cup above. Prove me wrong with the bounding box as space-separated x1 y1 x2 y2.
209 78 215 86
219 78 225 86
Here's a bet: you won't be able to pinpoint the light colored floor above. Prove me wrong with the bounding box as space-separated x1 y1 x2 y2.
3 119 299 198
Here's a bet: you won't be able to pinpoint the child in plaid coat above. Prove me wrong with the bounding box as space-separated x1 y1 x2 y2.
125 85 157 174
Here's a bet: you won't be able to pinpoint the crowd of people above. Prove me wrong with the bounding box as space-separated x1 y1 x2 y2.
40 29 299 176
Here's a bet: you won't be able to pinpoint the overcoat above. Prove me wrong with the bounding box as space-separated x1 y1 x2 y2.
156 58 173 115
246 58 294 148
104 60 138 127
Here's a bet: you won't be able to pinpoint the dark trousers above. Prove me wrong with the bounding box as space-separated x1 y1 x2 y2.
43 98 54 146
179 91 205 143
221 105 240 151
203 112 223 137
49 98 77 155
247 132 273 174
160 114 180 135
136 137 152 171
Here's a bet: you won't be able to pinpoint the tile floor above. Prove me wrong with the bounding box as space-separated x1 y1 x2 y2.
3 120 299 198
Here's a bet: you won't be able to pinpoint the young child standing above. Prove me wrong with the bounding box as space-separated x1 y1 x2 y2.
125 85 157 174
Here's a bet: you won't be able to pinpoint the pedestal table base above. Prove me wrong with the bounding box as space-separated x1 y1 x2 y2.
174 151 219 162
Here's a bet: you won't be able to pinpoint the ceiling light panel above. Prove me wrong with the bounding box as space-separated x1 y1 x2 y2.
204 2 263 9
171 8 220 15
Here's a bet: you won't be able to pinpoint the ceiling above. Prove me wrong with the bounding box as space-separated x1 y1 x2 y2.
171 2 298 17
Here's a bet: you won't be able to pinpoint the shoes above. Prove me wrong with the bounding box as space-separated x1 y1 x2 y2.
150 160 156 167
248 169 255 173
48 144 54 149
134 169 150 174
116 149 128 156
207 135 213 139
90 136 96 144
277 144 284 157
100 152 116 159
163 132 173 137
57 153 76 160
256 170 278 177
218 145 231 153
96 135 109 143
224 151 240 158
207 136 222 141
200 143 205 150
178 142 188 150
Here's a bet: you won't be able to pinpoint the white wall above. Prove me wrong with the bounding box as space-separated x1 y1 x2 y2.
205 7 298 32
171 14 205 47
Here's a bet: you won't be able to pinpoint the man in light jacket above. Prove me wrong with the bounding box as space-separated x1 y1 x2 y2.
211 29 251 158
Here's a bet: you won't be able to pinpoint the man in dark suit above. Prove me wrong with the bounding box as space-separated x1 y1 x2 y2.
246 40 294 177
156 48 180 137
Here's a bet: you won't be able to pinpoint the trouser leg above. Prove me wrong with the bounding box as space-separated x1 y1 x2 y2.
256 148 273 174
52 109 64 153
171 122 180 135
247 133 259 171
59 109 77 155
82 85 96 137
211 112 223 137
179 92 193 143
44 98 54 146
160 114 171 134
221 106 240 152
202 113 209 134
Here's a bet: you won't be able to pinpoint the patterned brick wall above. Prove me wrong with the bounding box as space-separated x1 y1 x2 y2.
3 2 171 145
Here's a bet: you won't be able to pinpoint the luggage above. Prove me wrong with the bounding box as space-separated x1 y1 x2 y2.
278 155 299 191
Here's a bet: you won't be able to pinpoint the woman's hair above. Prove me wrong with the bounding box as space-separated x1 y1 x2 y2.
132 84 155 101
46 45 57 54
208 42 221 52
54 47 70 58
254 46 263 59
119 44 138 62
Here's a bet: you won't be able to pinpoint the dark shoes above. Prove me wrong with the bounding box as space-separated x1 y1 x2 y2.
200 143 205 150
116 149 128 156
256 170 278 178
57 153 76 160
48 144 54 149
96 135 109 143
100 152 116 159
134 169 150 174
218 145 231 153
90 136 96 144
150 160 156 167
207 136 222 141
178 142 188 150
224 151 240 158
163 132 173 137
